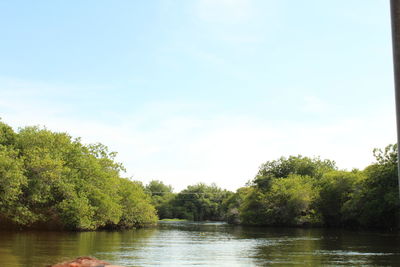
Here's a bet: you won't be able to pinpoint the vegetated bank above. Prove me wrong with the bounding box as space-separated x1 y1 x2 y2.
0 121 157 231
1 120 399 231
147 147 400 230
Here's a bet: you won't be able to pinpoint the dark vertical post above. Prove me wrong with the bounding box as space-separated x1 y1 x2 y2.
390 0 400 207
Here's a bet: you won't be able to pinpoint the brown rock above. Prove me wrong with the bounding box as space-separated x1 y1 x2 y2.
50 256 124 267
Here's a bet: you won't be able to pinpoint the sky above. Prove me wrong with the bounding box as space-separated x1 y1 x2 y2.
0 0 396 191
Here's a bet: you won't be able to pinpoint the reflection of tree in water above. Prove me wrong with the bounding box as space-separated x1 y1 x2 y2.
0 229 157 267
0 246 20 266
251 228 400 266
317 229 400 266
251 229 327 265
2 224 400 266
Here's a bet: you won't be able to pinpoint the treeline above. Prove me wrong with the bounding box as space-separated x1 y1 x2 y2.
1 120 399 230
228 146 399 228
0 121 157 231
145 181 233 221
147 146 400 229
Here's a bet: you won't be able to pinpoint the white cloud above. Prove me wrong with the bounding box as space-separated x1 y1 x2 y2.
0 78 396 192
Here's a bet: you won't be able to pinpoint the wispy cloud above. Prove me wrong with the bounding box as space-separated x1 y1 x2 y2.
0 78 396 191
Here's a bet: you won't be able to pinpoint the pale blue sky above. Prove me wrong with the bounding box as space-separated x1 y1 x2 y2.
0 0 396 191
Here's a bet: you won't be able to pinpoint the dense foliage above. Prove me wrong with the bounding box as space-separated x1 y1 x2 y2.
145 180 175 219
231 156 334 226
146 181 233 221
0 121 157 230
229 148 399 229
170 183 233 221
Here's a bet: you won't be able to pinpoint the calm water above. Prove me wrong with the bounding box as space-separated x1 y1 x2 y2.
1 221 400 266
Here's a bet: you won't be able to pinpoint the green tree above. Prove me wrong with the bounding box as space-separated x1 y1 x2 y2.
223 187 251 224
253 155 336 190
145 180 175 219
343 144 399 228
172 183 232 221
146 180 173 196
0 121 17 146
0 145 30 225
239 155 335 226
241 175 317 226
316 170 364 227
118 179 158 228
0 122 158 230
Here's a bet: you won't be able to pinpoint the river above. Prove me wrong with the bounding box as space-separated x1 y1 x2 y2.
1 221 400 266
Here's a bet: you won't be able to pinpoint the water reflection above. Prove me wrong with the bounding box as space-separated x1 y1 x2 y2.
0 229 157 266
249 228 400 266
0 222 399 266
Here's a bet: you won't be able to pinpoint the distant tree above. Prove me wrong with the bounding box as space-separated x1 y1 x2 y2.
146 180 173 196
223 187 251 224
145 180 175 219
172 183 232 221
